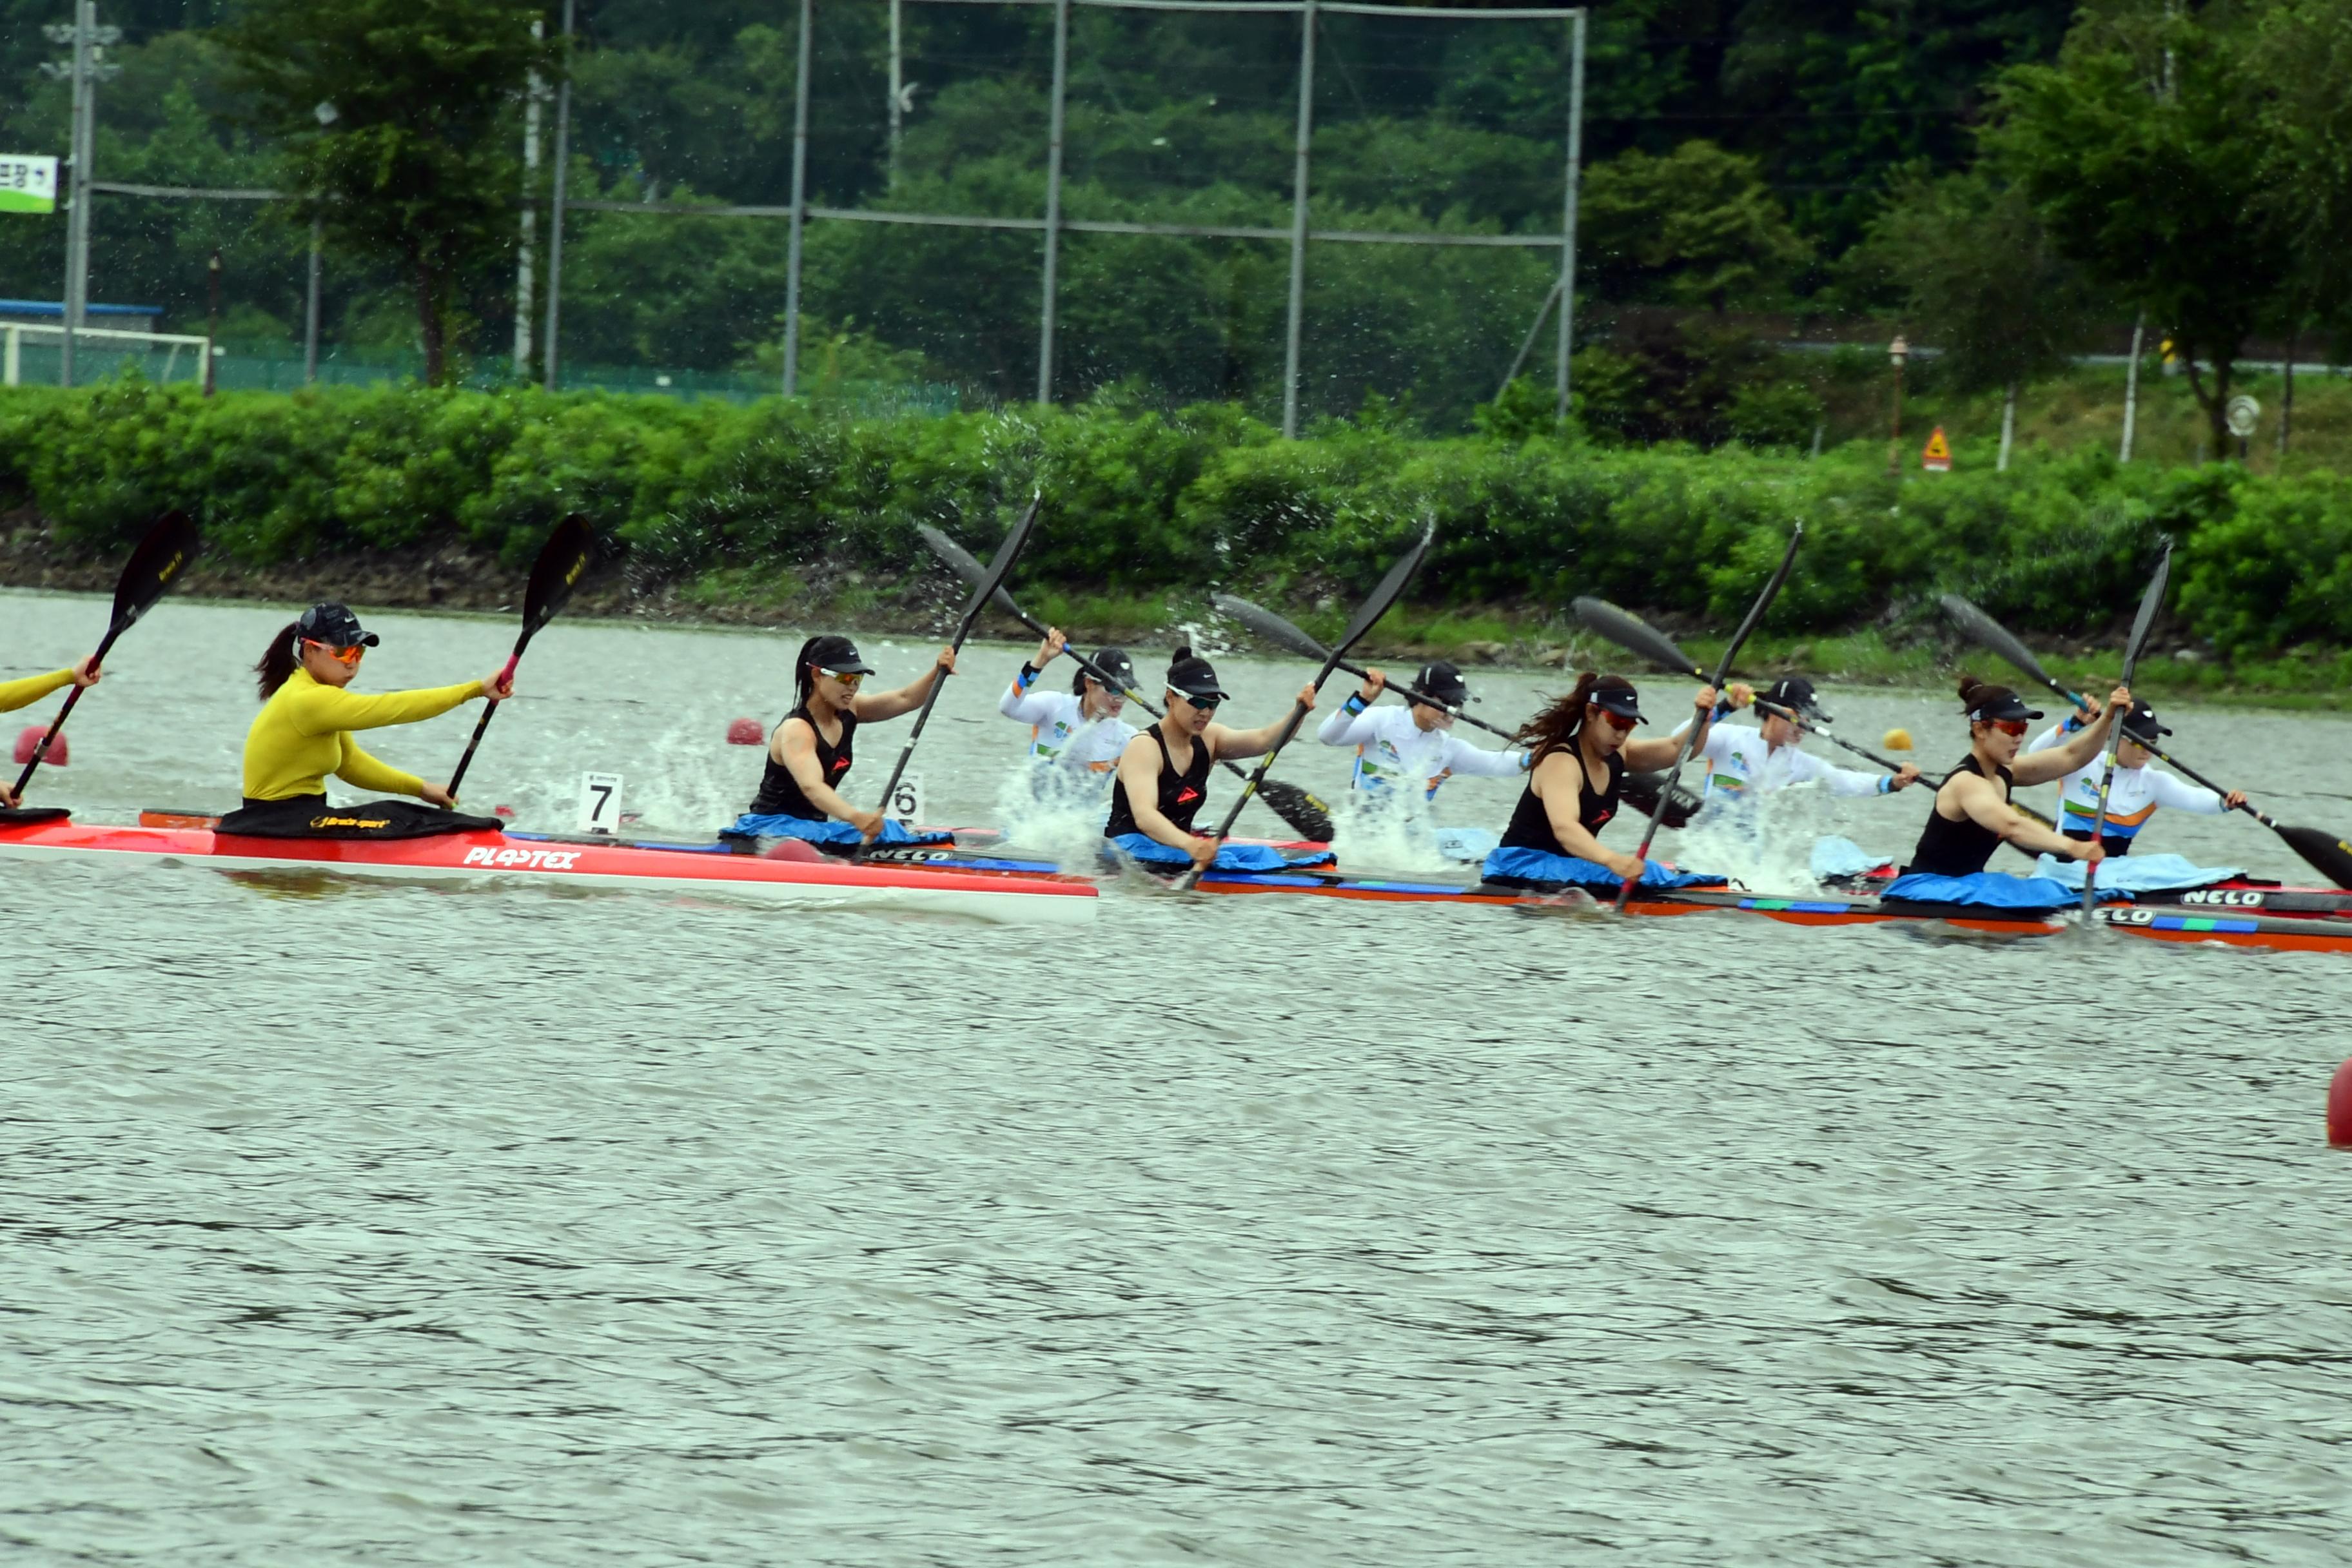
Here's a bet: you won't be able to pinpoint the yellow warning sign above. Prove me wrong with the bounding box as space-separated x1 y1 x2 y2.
1921 427 1952 472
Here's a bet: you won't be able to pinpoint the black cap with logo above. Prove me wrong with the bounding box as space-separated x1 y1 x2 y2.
1085 647 1138 691
1412 660 1471 709
1761 675 1828 723
804 634 876 676
1965 685 2044 723
1587 676 1645 723
1166 648 1228 702
295 602 380 648
2121 700 2171 742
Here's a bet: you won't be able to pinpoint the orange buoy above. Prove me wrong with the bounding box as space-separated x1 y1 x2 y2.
2330 1059 2352 1147
12 725 65 766
726 717 765 745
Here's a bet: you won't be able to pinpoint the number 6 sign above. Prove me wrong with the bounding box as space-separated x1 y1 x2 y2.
887 772 924 824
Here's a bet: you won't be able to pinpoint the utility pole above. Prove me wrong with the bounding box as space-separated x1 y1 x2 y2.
204 248 220 396
515 17 544 375
888 0 905 184
41 2 117 390
542 0 575 392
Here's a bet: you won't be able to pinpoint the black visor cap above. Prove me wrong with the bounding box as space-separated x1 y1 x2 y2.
806 634 876 676
1088 649 1137 690
1414 660 1470 707
1166 654 1228 702
1588 683 1645 723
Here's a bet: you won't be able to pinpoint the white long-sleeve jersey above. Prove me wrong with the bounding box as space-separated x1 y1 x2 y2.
2025 718 2222 845
1315 698 1527 799
1667 716 1892 802
999 671 1137 772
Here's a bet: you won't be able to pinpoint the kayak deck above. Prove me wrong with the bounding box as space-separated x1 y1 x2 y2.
0 818 1098 925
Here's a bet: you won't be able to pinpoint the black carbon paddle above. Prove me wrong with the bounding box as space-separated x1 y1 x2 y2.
1175 518 1436 891
2079 541 2173 914
918 525 1335 842
446 514 595 803
1603 524 1803 907
856 495 1043 859
1939 591 2352 890
10 509 199 804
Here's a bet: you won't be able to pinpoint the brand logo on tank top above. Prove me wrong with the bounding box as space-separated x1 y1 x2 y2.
828 758 850 776
1176 785 1201 806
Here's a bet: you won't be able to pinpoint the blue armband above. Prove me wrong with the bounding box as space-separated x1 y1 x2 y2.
1343 694 1368 715
1877 774 1891 794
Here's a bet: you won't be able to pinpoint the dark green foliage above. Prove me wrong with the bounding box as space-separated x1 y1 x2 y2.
6 381 2342 654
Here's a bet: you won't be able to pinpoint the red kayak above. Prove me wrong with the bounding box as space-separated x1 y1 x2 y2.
0 814 1098 924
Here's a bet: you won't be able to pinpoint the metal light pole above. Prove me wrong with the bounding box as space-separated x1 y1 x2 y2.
514 17 544 375
542 0 575 392
782 0 813 397
1885 334 1908 476
1556 8 1585 423
1280 0 1318 440
1036 0 1069 406
304 215 322 384
42 1 108 389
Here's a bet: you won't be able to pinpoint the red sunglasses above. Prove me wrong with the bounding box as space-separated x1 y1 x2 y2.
1988 718 2028 737
1590 707 1637 732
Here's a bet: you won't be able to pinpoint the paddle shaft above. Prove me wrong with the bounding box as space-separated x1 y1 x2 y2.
7 620 127 798
1170 672 1335 892
444 632 530 800
2080 545 2174 916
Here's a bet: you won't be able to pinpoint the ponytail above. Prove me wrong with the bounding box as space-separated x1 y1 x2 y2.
255 620 302 701
1513 671 1601 760
791 635 822 710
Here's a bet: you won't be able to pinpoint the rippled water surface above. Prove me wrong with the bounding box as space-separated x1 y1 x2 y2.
5 591 2350 1565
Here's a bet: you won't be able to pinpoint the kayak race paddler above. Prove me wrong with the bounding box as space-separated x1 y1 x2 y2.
725 634 957 847
1671 676 1921 807
1881 674 2131 906
999 627 1139 789
0 654 99 808
1315 660 1527 800
217 602 511 838
1104 648 1331 874
1481 672 1728 892
2025 699 2247 857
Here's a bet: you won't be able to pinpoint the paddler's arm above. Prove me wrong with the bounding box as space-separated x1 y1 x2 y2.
1436 733 1530 778
1948 770 2099 861
287 676 497 734
1208 683 1318 761
0 656 99 714
2149 767 2244 814
1000 631 1064 722
2011 685 2130 787
1531 751 1643 880
1113 729 1216 867
853 647 957 723
773 716 883 840
1621 685 1720 771
332 736 428 799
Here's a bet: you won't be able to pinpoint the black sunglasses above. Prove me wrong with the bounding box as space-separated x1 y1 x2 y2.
1175 691 1222 711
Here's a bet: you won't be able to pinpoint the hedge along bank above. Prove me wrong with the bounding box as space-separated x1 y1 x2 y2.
2 380 2346 658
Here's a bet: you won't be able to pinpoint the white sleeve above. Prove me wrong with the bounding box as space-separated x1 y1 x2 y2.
1318 701 1380 747
999 675 1063 725
1438 734 1530 778
2024 719 2078 756
2146 767 2224 814
1785 748 1885 798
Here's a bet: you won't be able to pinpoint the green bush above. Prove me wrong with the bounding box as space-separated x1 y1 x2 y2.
3 377 2343 656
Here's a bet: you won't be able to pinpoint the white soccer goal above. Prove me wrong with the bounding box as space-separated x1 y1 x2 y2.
2 322 214 387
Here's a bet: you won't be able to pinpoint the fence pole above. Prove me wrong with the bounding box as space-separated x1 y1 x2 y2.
888 0 904 184
783 0 814 397
2119 311 2144 463
515 17 543 375
1555 8 1585 423
1037 0 1070 406
1280 0 1317 439
541 0 575 392
304 215 322 384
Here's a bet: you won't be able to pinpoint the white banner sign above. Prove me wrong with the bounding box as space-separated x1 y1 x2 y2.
0 155 58 215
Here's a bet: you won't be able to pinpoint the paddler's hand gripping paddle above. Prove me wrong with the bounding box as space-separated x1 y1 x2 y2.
444 514 596 804
8 509 199 807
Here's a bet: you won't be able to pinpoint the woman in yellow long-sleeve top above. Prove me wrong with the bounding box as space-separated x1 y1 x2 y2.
0 655 100 807
215 603 515 839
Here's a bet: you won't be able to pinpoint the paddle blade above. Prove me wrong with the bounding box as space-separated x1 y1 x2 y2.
1213 593 1330 662
2118 538 2173 681
523 514 597 636
2276 823 2352 890
1253 776 1334 842
1621 769 1701 830
956 492 1044 630
1333 517 1436 658
110 509 200 634
1570 598 1700 678
1939 594 2072 700
918 522 1024 622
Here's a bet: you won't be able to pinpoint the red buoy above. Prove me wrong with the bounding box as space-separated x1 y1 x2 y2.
2330 1059 2352 1148
12 725 65 766
726 717 765 746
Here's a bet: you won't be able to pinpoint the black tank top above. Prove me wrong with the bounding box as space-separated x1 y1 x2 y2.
1903 754 2011 876
1104 724 1212 838
749 704 857 819
1499 745 1623 854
